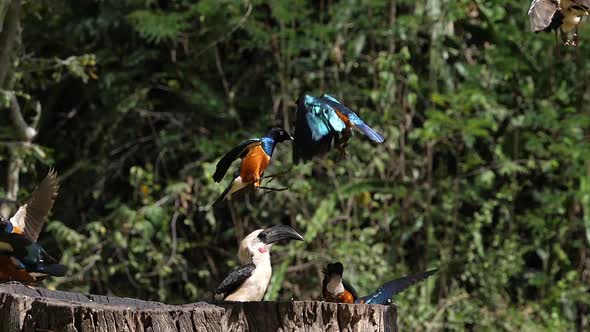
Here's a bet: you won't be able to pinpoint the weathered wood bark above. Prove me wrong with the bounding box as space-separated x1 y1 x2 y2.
0 283 397 332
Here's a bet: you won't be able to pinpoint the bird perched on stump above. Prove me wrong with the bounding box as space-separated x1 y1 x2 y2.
0 169 67 284
213 127 293 205
293 94 384 162
214 225 304 301
322 262 437 304
529 0 590 46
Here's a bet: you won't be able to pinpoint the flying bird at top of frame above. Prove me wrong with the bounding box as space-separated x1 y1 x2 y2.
529 0 590 46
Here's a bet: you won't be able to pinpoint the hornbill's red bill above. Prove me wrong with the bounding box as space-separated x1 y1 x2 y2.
212 127 292 205
0 169 67 284
214 225 304 302
529 0 590 46
322 262 438 305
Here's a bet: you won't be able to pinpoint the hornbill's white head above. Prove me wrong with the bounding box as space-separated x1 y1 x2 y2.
237 225 304 265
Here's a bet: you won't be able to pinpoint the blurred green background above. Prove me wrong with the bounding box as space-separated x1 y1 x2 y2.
1 0 590 330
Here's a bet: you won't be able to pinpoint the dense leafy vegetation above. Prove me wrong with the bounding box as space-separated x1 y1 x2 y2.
1 0 590 330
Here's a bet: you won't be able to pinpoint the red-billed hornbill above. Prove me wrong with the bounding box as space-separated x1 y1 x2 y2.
322 262 437 304
529 0 590 46
214 225 304 301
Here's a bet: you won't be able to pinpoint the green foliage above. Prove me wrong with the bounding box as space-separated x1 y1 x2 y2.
0 0 589 330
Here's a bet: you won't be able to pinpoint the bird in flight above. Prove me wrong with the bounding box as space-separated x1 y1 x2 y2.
529 0 590 46
0 169 67 284
212 127 293 205
293 94 384 162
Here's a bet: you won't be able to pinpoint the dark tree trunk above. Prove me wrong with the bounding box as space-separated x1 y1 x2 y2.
0 283 397 332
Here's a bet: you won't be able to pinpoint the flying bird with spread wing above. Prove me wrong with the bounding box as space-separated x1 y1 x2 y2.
322 262 437 305
0 169 67 284
212 127 293 205
529 0 590 46
292 94 384 162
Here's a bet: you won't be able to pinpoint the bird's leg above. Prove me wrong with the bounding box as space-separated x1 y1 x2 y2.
554 29 561 57
573 26 579 46
335 129 352 157
560 28 571 46
261 169 292 184
259 186 289 193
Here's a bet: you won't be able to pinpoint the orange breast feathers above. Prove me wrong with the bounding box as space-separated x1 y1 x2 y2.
239 145 271 185
324 289 355 304
337 290 355 304
0 256 37 284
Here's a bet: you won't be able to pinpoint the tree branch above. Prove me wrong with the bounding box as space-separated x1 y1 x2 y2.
0 0 20 87
9 94 37 140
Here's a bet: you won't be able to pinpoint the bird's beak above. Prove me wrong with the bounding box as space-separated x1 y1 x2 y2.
288 134 294 141
260 225 304 244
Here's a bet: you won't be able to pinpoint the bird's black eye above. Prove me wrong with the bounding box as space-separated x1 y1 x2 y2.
280 131 284 135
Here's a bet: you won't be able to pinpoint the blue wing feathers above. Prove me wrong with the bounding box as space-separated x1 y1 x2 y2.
293 93 384 161
355 122 385 143
319 94 384 143
358 269 438 304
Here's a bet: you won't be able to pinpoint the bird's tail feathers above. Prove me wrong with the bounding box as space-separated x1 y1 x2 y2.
213 182 233 207
354 123 384 143
34 263 68 277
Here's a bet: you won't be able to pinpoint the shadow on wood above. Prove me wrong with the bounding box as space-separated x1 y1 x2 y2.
0 283 397 331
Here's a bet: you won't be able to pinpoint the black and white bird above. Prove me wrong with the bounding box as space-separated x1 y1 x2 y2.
214 225 304 301
529 0 590 46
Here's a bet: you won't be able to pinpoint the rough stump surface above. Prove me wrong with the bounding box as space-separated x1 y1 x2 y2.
0 283 397 332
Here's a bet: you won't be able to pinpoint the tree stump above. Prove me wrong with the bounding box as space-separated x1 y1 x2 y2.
0 283 397 331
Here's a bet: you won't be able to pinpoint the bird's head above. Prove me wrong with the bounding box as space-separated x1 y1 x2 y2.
266 127 293 143
301 94 316 107
323 262 344 278
238 225 304 264
570 2 590 16
0 216 13 233
323 262 346 295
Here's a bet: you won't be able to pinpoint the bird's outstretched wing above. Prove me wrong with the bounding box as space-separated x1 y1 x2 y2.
9 169 59 242
213 139 261 182
320 94 384 143
529 0 561 32
214 263 256 298
357 269 438 305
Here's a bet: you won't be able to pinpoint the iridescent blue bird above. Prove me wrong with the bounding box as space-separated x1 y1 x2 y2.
293 94 384 161
322 262 437 305
213 127 293 205
0 169 67 284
